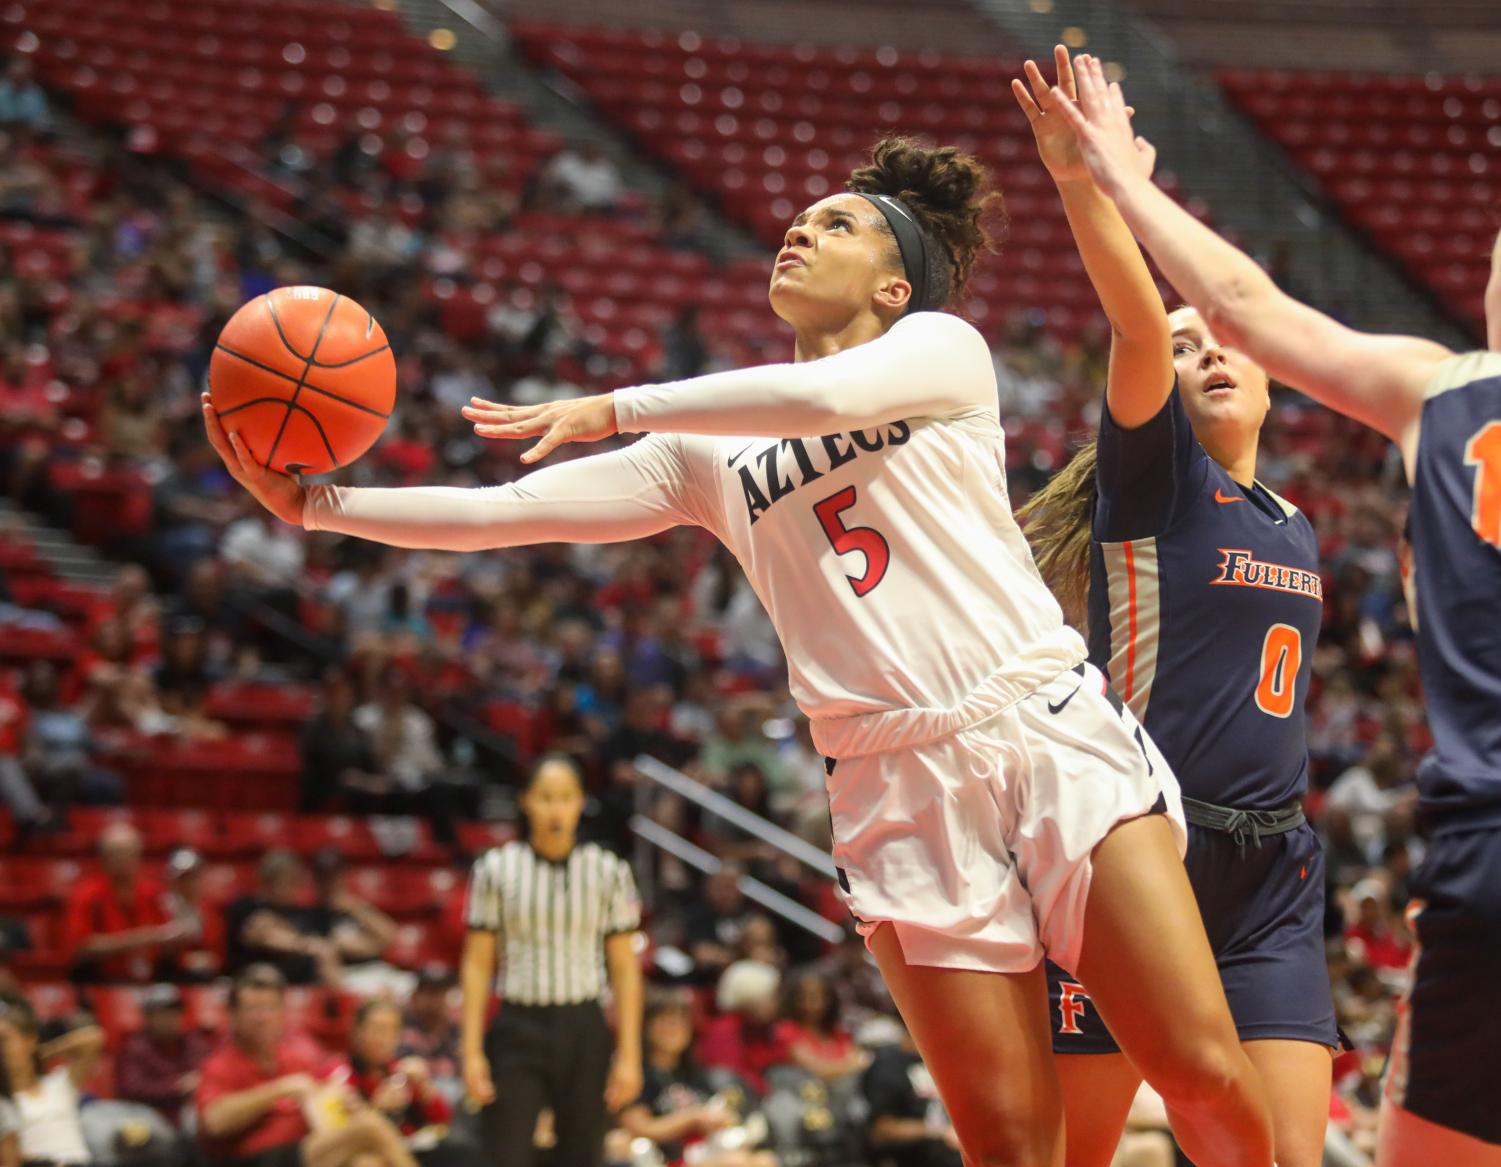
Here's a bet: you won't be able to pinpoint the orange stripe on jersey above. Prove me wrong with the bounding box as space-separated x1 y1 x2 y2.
1123 540 1139 702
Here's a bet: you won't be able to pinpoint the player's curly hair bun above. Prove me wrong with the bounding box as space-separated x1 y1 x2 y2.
847 135 1007 309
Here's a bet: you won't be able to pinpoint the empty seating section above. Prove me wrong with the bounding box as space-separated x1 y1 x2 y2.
4 0 554 207
1125 0 1501 72
1219 70 1499 336
488 0 1010 57
511 21 1200 340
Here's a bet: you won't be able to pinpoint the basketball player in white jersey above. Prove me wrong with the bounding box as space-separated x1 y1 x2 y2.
204 137 1273 1165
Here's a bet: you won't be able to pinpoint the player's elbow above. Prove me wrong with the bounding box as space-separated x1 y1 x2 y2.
1108 308 1172 352
796 376 860 432
1199 274 1269 352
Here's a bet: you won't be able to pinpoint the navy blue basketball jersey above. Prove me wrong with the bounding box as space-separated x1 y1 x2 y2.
1408 352 1501 823
1085 388 1323 808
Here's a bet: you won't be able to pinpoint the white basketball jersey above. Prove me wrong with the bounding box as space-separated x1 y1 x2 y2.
668 413 1081 721
305 311 1086 728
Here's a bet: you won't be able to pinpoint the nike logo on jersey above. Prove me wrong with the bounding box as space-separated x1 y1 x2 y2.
1047 685 1081 715
1214 488 1247 504
727 443 756 468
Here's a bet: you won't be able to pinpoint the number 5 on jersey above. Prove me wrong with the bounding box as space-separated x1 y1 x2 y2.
813 486 889 597
1256 623 1302 719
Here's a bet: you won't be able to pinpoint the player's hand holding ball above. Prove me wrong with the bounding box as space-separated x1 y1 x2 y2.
203 286 396 524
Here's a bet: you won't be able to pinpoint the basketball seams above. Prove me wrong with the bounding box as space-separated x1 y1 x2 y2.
214 345 391 419
213 344 300 386
314 342 391 369
298 380 391 418
215 399 341 469
263 293 312 361
266 294 342 472
264 292 391 368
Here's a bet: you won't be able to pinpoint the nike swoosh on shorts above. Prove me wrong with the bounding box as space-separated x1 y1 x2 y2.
1047 685 1082 715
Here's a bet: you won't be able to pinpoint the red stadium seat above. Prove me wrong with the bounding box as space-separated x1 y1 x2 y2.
1218 68 1493 332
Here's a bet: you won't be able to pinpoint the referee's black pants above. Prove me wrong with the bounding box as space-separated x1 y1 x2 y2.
480 1000 614 1167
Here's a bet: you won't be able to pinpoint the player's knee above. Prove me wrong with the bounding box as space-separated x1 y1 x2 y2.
953 1099 1061 1167
1139 1037 1246 1113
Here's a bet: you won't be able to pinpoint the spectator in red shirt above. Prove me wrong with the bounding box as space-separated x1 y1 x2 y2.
63 823 181 983
156 848 225 982
116 984 214 1126
334 999 478 1167
196 963 420 1167
774 971 870 1085
1343 879 1413 972
697 961 787 1094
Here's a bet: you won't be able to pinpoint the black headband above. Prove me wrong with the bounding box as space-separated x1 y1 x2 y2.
855 192 933 315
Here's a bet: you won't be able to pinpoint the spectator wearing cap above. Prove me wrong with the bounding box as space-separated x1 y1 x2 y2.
115 985 213 1126
196 964 420 1167
224 851 340 986
398 969 461 1106
304 850 404 997
63 823 184 984
680 865 756 987
157 847 225 982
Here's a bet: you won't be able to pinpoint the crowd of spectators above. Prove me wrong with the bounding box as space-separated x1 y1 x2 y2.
0 38 1459 1166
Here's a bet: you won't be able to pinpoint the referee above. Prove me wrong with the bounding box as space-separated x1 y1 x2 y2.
460 754 644 1167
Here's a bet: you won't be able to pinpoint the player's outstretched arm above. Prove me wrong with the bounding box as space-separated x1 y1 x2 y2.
301 436 700 550
1055 56 1453 446
1016 47 1172 429
206 391 700 550
463 309 996 461
1486 224 1501 353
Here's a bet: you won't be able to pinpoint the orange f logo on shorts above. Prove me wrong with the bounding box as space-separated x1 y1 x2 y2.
1058 981 1091 1035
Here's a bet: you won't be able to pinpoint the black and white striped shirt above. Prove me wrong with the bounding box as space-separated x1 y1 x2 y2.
465 841 642 1006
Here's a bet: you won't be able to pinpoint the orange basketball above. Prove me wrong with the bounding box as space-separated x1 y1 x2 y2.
208 286 396 475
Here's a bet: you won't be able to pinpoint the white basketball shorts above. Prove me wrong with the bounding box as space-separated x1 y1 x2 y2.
818 662 1185 976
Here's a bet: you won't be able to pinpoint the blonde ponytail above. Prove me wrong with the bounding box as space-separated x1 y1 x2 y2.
1018 441 1100 632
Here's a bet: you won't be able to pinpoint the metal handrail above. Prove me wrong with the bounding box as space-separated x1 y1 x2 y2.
633 755 836 877
628 815 844 944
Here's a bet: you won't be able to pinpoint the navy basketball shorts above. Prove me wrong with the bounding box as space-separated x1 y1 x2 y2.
1047 819 1337 1053
1385 824 1501 1144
